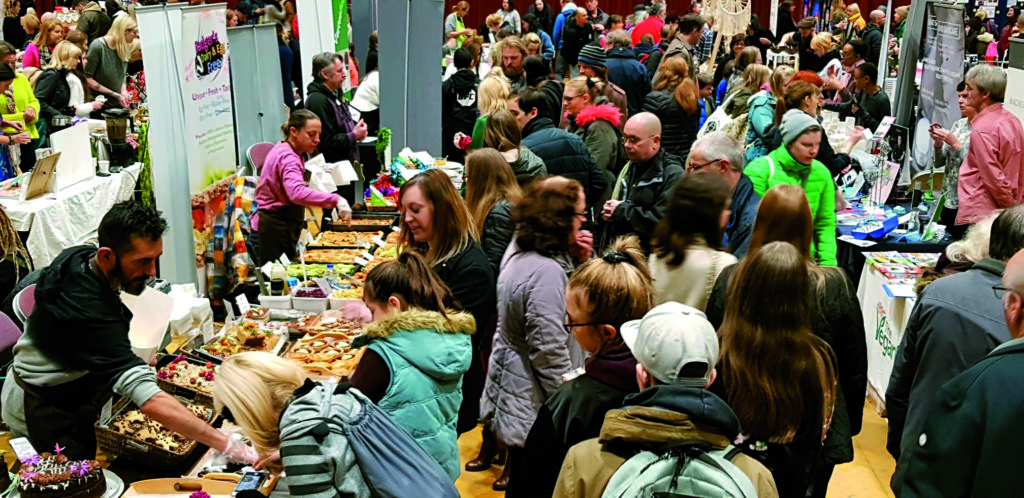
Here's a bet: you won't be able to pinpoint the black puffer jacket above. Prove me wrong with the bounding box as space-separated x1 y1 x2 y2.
481 199 513 278
521 117 608 206
33 69 73 127
642 89 701 164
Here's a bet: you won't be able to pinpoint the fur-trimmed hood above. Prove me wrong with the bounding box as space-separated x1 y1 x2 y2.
365 309 476 339
575 103 622 128
365 309 474 381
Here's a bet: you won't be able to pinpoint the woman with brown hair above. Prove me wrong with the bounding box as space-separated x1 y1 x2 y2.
706 185 866 498
649 172 736 310
725 63 770 119
23 17 62 70
641 55 700 161
479 176 592 490
745 64 795 162
398 167 494 433
464 148 522 276
778 74 864 177
710 240 839 498
481 109 547 186
728 46 762 94
512 235 653 496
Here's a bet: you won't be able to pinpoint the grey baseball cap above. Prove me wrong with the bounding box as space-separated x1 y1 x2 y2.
620 301 719 387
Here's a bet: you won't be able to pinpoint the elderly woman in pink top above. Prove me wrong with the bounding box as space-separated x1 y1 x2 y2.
254 109 351 264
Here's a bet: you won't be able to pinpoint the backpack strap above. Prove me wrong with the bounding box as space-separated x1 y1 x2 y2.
723 446 744 461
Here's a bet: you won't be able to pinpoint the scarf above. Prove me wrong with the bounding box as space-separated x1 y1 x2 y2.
38 44 52 67
4 87 21 171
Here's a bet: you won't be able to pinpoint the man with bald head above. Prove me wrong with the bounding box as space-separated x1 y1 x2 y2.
600 112 683 249
862 10 885 64
899 246 1024 496
887 204 1024 494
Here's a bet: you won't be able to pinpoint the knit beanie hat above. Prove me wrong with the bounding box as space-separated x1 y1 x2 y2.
780 109 821 145
578 43 607 69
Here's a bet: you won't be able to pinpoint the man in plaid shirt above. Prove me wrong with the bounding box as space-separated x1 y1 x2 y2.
693 16 721 66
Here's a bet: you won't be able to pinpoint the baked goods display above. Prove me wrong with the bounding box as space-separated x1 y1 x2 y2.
17 452 105 498
336 217 393 228
385 231 401 244
331 287 362 300
157 356 216 394
302 249 366 264
287 316 365 377
313 231 384 247
245 306 270 321
200 322 283 359
375 244 399 259
110 404 208 454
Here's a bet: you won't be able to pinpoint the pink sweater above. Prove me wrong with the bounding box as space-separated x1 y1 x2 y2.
252 141 337 229
23 43 41 70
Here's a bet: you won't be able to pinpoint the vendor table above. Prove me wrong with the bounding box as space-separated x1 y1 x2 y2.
837 237 950 287
856 262 917 416
0 164 141 268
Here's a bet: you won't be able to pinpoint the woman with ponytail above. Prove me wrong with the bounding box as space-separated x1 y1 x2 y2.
347 251 474 480
564 76 624 192
509 235 653 497
745 64 795 162
641 54 701 162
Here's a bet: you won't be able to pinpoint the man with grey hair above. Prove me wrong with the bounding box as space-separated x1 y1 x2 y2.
957 64 1024 227
687 132 760 258
601 112 683 249
605 29 651 116
630 1 665 46
305 52 366 163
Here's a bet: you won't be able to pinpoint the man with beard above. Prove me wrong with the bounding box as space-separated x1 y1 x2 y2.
501 36 529 89
0 202 256 463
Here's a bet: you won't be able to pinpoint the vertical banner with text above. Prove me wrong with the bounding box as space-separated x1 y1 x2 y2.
181 6 237 193
910 4 964 178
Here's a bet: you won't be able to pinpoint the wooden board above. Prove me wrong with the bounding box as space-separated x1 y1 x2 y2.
123 478 236 497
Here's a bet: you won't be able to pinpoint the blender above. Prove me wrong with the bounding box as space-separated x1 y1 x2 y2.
103 109 135 172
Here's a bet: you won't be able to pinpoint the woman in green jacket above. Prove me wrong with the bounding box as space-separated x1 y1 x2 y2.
348 251 474 481
744 108 838 266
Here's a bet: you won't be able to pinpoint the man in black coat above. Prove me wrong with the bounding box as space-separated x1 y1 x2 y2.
510 87 608 207
600 112 683 250
561 8 595 77
605 30 650 117
441 48 479 164
900 247 1024 497
305 52 366 164
861 10 885 65
886 205 1024 495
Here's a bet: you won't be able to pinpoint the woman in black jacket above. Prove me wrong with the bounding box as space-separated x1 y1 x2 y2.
464 148 520 277
34 41 97 136
706 185 867 498
641 55 700 163
528 0 556 36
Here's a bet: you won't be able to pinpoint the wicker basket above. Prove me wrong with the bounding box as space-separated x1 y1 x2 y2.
154 354 215 407
95 396 213 468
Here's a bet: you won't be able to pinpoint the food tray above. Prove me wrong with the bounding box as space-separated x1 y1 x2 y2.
154 354 215 407
286 332 365 380
301 248 372 264
331 213 397 231
311 231 384 248
96 397 213 468
192 324 288 365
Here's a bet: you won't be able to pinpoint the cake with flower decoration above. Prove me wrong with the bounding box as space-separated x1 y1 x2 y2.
17 448 106 498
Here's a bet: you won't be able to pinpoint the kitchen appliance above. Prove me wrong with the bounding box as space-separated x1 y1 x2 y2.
103 109 135 172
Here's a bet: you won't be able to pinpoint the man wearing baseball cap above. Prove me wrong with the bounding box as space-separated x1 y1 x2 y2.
553 302 778 498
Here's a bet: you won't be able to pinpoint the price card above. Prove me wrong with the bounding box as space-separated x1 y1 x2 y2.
261 261 274 278
354 257 369 266
279 254 291 267
361 251 375 261
203 322 218 343
225 302 236 325
236 294 252 315
372 235 385 246
300 229 316 246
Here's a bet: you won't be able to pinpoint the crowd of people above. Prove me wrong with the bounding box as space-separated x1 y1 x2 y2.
6 0 1024 497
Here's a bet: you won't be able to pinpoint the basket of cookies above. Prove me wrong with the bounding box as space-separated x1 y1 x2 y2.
95 396 213 468
155 354 217 407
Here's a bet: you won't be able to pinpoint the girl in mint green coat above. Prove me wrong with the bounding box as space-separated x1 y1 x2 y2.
348 251 474 480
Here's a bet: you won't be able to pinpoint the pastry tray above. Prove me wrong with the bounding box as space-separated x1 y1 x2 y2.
190 326 289 365
154 354 215 407
96 396 214 468
310 231 385 249
330 213 398 231
285 332 365 380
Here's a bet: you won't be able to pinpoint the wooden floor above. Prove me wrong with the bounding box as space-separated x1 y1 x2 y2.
455 399 897 498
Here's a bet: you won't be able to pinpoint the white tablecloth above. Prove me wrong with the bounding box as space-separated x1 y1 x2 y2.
857 263 916 404
0 164 142 268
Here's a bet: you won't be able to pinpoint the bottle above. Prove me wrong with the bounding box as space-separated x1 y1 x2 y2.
325 264 338 289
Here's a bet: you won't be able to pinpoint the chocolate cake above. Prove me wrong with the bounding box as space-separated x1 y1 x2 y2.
17 453 106 498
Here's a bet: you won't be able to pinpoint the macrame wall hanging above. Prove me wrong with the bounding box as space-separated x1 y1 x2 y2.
705 0 752 71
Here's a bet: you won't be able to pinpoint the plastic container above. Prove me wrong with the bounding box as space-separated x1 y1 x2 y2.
259 294 292 310
291 287 328 313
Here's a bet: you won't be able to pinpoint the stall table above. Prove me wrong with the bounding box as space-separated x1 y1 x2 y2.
0 164 141 268
856 262 916 416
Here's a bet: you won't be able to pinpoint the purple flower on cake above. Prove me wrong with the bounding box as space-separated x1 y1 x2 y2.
189 491 211 498
54 443 65 456
174 355 187 363
20 471 38 483
157 370 169 379
19 455 41 466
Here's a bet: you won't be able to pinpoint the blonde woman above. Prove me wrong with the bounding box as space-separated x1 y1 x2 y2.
523 32 541 57
23 17 63 70
464 148 522 275
34 41 101 134
85 15 136 110
467 68 510 150
811 32 841 73
213 352 373 495
745 64 795 162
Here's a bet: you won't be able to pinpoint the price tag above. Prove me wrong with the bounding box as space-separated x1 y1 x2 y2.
356 239 371 249
392 226 401 233
261 261 274 278
354 257 369 266
236 294 252 315
361 251 375 261
279 254 291 267
299 229 315 246
203 323 218 343
225 302 236 324
372 235 385 246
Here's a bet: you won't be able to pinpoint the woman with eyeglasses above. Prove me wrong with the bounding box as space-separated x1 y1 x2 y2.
648 172 736 310
510 234 652 496
564 76 623 201
480 176 592 490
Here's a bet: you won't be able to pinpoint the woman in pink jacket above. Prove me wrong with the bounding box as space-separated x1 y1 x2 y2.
254 109 350 264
